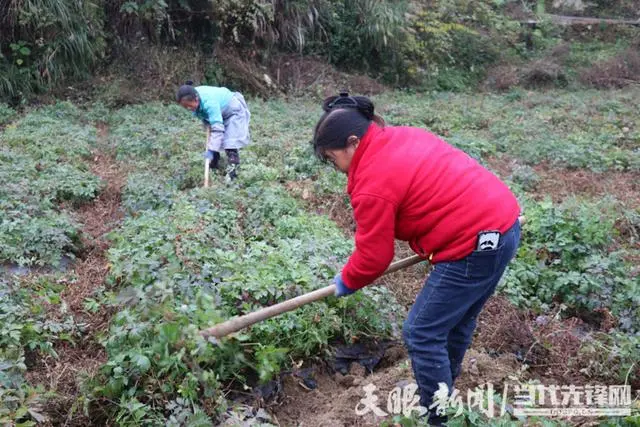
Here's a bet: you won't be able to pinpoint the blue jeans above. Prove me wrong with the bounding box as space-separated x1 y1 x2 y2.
402 220 521 420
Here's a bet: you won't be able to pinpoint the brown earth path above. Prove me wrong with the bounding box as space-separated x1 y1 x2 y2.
25 124 126 426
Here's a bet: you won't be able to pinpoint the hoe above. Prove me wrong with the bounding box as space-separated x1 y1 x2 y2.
201 216 525 339
204 127 211 188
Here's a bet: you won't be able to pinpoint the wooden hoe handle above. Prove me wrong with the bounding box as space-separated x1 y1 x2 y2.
204 127 211 188
200 254 423 339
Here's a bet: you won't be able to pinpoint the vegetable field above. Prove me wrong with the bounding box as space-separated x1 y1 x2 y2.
1 89 639 426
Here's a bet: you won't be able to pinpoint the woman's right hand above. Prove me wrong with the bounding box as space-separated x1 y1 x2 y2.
204 150 215 160
334 274 356 297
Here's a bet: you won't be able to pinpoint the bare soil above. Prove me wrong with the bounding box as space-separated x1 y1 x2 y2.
268 295 618 426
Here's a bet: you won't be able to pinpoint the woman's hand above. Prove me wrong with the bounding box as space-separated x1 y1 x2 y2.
204 150 220 169
334 274 356 297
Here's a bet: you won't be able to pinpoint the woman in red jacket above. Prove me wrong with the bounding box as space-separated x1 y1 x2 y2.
312 93 521 424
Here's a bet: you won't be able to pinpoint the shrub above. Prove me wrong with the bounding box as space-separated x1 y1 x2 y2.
580 48 640 88
509 164 540 192
397 0 521 89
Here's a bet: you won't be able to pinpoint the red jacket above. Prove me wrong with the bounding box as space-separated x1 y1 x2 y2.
342 123 520 290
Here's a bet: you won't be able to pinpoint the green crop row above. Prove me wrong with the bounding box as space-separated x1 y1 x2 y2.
81 103 400 424
0 103 101 267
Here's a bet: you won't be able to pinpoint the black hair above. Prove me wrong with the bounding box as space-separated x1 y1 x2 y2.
176 80 198 103
312 92 384 162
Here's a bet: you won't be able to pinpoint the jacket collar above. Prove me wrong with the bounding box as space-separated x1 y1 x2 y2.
194 96 203 116
347 122 384 194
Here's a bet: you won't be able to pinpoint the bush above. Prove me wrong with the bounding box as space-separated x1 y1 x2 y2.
396 0 520 89
509 164 540 191
325 0 407 79
580 48 640 88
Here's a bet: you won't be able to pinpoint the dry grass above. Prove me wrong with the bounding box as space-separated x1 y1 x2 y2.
580 47 640 88
486 156 640 207
268 54 387 98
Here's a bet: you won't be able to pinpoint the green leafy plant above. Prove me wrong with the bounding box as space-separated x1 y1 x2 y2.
9 41 31 66
0 103 101 266
0 275 81 425
501 197 639 331
0 104 16 126
77 102 401 423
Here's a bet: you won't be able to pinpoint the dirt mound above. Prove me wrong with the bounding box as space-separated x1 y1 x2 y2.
456 349 522 393
475 296 537 359
475 296 599 386
272 357 411 426
269 345 523 426
484 43 574 91
527 315 587 384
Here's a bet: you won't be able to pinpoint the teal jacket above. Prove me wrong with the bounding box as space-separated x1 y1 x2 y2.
193 86 234 125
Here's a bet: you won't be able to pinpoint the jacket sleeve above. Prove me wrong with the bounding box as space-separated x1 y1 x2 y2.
203 100 223 125
342 194 396 290
207 124 225 152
